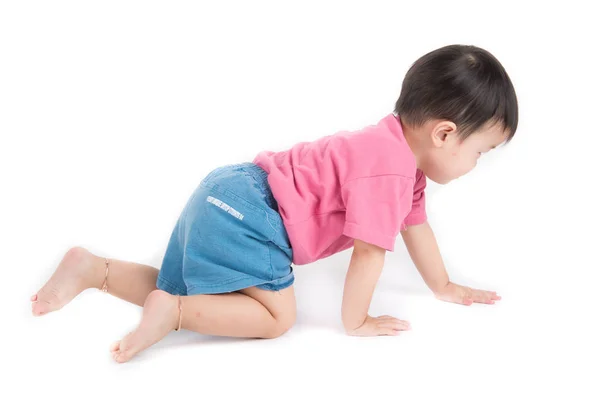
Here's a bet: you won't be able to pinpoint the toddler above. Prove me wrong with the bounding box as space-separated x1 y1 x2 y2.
31 44 518 363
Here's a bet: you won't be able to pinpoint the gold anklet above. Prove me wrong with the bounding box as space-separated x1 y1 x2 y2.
175 295 183 331
101 258 109 293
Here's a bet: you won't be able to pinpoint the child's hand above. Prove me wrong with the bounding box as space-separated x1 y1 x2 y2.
347 315 411 337
434 282 501 306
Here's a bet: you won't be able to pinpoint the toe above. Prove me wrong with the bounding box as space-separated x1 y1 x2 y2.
115 350 133 363
109 341 121 352
32 301 50 316
31 294 38 302
31 287 62 316
112 335 137 363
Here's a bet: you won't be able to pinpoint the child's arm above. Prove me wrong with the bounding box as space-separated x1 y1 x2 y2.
401 222 501 305
342 239 411 336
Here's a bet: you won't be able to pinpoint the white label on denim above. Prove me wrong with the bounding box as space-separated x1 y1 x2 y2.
206 196 244 220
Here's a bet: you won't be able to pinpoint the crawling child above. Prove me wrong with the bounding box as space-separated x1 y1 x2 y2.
31 44 517 362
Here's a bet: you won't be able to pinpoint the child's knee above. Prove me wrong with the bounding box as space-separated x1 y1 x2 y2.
264 313 295 339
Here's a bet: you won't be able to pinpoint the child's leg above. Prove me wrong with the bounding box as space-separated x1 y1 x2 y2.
31 246 159 316
111 285 296 363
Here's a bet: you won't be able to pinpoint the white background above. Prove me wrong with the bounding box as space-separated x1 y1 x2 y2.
1 1 599 399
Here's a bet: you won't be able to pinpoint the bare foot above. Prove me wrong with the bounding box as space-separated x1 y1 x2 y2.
110 290 180 363
31 247 104 316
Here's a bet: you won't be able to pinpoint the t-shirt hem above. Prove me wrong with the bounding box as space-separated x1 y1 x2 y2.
404 213 427 226
342 221 395 251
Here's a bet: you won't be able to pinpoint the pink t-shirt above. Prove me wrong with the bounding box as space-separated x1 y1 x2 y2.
253 113 427 265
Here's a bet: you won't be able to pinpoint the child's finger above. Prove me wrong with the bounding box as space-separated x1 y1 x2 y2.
479 290 495 301
378 328 402 336
482 291 494 302
475 295 492 304
471 290 486 303
376 327 407 336
477 294 497 304
378 321 411 330
379 323 410 332
378 316 409 325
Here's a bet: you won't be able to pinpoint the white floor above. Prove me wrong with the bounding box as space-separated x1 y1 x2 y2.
9 236 599 400
3 1 600 399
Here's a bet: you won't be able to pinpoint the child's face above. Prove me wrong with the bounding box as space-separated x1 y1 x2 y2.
423 121 509 184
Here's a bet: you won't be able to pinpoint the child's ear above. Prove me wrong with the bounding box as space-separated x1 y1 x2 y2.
431 120 457 148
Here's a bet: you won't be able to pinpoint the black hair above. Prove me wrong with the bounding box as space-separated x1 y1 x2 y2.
395 45 518 142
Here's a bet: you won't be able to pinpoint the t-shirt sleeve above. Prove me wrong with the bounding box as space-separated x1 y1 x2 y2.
341 175 414 251
404 169 427 226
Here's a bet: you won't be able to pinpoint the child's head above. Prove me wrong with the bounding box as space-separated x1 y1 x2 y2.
395 45 518 184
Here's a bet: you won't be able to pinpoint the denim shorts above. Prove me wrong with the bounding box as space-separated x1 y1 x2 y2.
157 162 294 295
